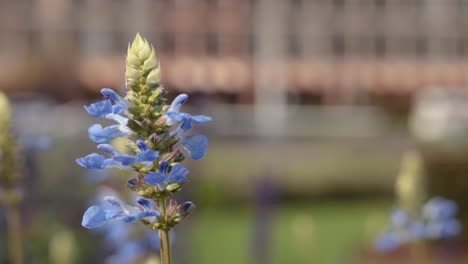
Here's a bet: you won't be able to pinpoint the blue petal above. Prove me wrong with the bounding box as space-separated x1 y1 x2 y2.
166 112 185 123
84 100 113 119
104 196 130 212
101 88 127 109
158 161 169 174
121 211 160 222
106 241 143 264
144 172 166 186
136 140 148 151
181 134 208 160
440 220 462 237
191 115 212 124
391 209 409 226
113 156 137 166
168 94 188 112
97 144 122 156
88 124 127 143
135 149 159 163
105 113 129 126
112 105 124 114
82 206 121 229
375 231 401 252
113 150 158 166
423 197 458 221
167 112 211 131
408 222 427 239
136 197 156 210
166 164 189 183
76 153 107 169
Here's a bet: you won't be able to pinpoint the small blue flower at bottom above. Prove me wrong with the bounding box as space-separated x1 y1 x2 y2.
144 161 189 189
82 196 161 229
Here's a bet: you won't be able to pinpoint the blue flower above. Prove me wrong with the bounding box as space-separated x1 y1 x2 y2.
166 112 212 131
76 153 123 169
167 94 188 115
84 100 113 119
165 94 212 131
144 161 189 189
375 231 402 252
179 134 208 160
113 140 159 166
101 88 128 109
423 197 458 221
88 124 132 144
390 209 410 227
82 196 160 229
425 220 461 239
105 241 143 264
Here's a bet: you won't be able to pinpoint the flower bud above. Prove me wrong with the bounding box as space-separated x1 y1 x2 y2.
143 49 158 73
146 68 161 88
178 201 196 218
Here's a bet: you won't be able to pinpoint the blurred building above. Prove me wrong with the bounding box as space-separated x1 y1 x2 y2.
1 0 468 102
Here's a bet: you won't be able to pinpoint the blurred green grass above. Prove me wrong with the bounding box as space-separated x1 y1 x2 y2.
187 200 390 264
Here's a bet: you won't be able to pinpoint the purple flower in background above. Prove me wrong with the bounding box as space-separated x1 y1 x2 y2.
375 231 402 252
423 197 458 221
423 197 461 239
375 197 461 253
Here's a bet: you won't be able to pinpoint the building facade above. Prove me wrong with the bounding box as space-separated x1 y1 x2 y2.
0 0 468 102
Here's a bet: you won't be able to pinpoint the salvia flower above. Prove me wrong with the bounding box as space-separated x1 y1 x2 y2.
77 34 211 262
375 197 461 253
82 196 161 229
144 161 189 191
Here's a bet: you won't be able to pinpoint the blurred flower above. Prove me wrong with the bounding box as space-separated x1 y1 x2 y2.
375 197 461 253
423 197 457 221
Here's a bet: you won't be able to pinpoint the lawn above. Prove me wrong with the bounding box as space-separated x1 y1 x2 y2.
185 200 390 264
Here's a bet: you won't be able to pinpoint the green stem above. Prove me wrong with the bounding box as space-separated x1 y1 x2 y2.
158 199 172 264
7 206 23 264
159 229 172 264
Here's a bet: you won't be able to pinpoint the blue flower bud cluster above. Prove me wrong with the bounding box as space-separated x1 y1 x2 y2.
375 197 461 252
77 34 211 231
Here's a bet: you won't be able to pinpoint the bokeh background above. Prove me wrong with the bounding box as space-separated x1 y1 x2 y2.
2 0 468 263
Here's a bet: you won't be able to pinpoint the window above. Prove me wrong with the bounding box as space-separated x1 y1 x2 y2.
159 32 175 54
288 33 302 57
332 34 346 57
374 35 386 57
205 32 218 55
415 36 427 57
